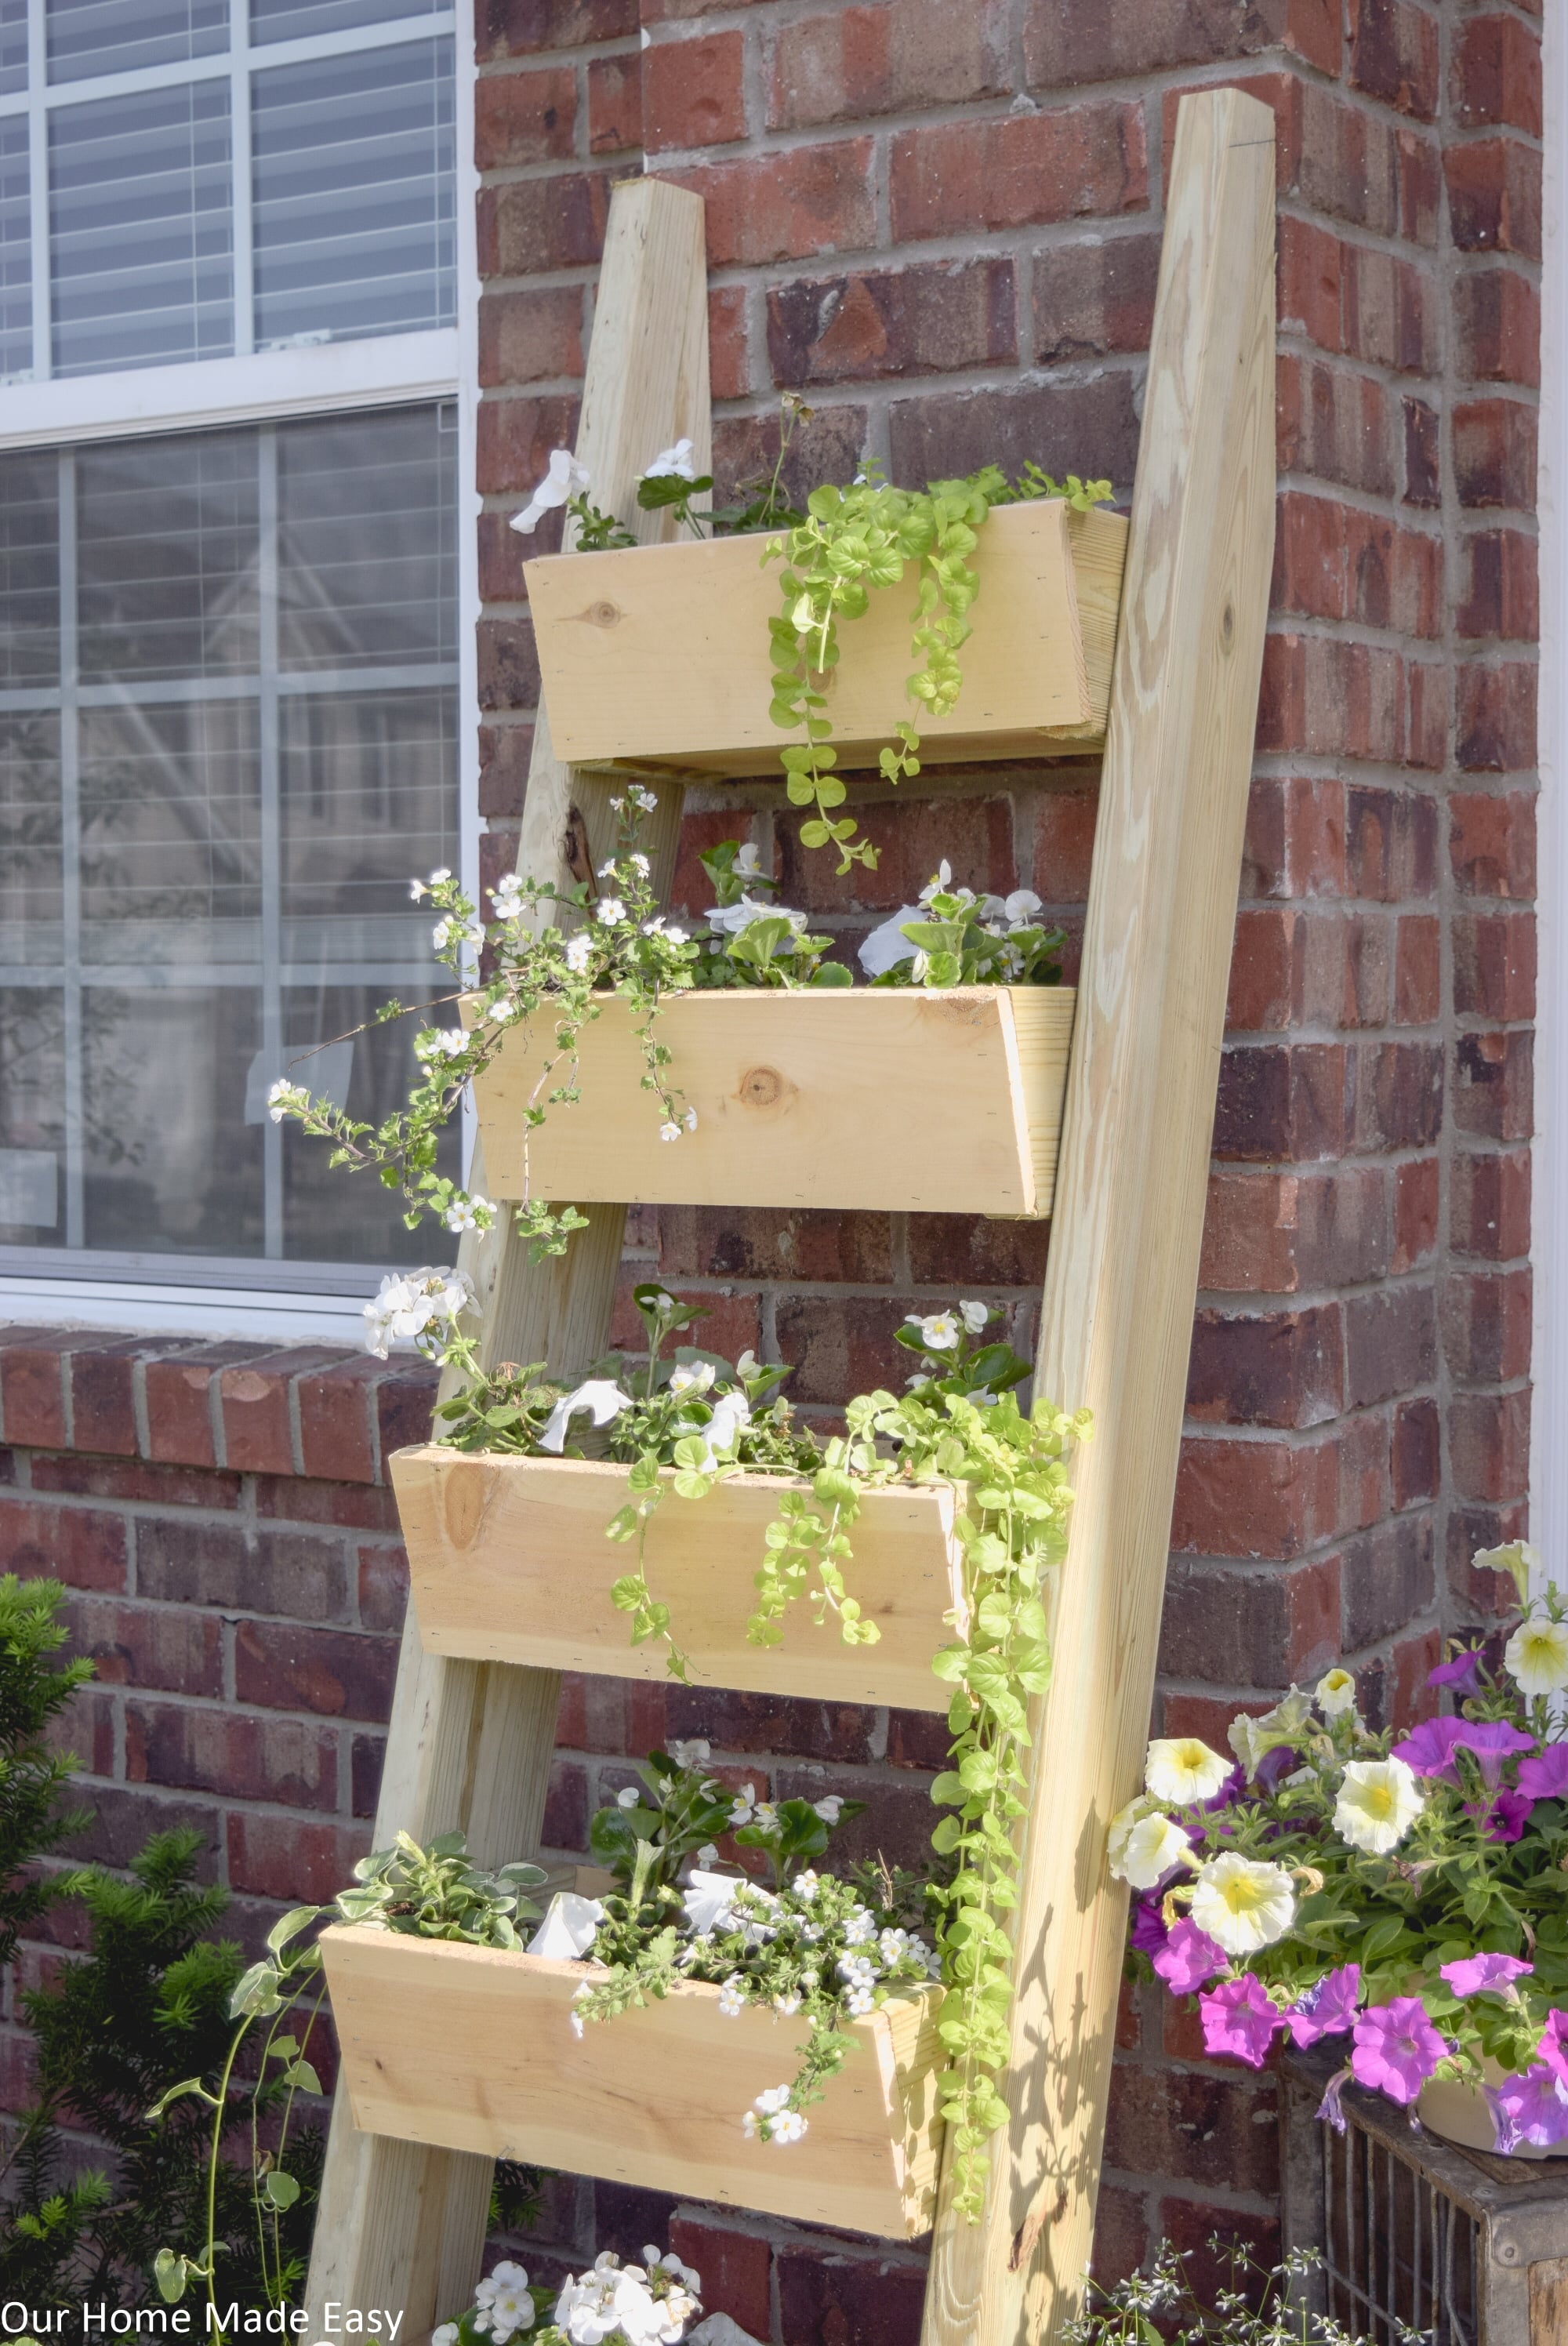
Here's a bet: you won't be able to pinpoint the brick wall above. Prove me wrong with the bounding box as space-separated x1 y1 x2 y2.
1 0 1543 2334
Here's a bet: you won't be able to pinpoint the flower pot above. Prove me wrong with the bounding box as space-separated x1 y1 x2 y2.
390 1450 962 1713
523 498 1127 774
1417 2065 1568 2162
319 1923 944 2238
470 984 1076 1217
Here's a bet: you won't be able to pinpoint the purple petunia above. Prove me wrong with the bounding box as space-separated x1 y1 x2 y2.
1476 1789 1534 1843
1535 2009 1568 2090
1152 1918 1228 1995
1517 1744 1568 1803
1129 1898 1170 1957
1350 1998 1448 2105
1428 1647 1483 1697
1316 2065 1351 2134
1485 2065 1568 2153
1392 1715 1534 1789
1200 1974 1283 2069
1286 1964 1362 2048
1439 1951 1532 1998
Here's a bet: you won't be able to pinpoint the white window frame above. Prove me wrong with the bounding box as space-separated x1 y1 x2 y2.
0 5 477 1345
1530 9 1560 1582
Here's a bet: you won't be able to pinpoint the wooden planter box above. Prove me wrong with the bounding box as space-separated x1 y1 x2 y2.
524 498 1127 773
321 1925 944 2238
391 1450 960 1712
471 985 1075 1217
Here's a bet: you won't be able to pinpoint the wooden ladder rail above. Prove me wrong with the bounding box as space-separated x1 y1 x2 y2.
919 86 1278 2346
303 175 711 2338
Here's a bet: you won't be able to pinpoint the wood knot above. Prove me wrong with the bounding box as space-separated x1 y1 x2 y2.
1221 600 1236 650
738 1066 786 1108
575 599 622 630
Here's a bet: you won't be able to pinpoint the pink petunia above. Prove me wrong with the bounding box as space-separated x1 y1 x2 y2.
1199 1974 1282 2069
1392 1715 1534 1789
1350 1998 1448 2105
1286 1963 1361 2047
1129 1898 1169 1958
1439 1951 1532 1997
1516 1744 1568 1803
1428 1647 1483 1697
1534 2009 1568 2090
1152 1918 1228 1995
1476 1789 1534 1843
1485 2065 1568 2153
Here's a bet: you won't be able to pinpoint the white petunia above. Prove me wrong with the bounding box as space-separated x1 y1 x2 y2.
1474 1538 1542 1605
510 447 590 534
1334 1756 1423 1856
527 1891 605 1959
1506 1612 1568 1698
857 906 922 976
906 1310 960 1352
1189 1852 1296 1956
1106 1803 1192 1890
1145 1736 1233 1806
1316 1666 1359 1718
643 437 697 481
684 1869 741 1934
536 1378 633 1454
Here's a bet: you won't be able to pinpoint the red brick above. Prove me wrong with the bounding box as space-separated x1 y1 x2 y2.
1456 662 1537 772
1458 528 1539 643
1105 2064 1278 2196
1289 82 1439 243
478 173 612 278
888 376 1142 503
1443 1266 1532 1384
125 1701 339 1810
1347 785 1437 901
476 394 579 498
477 0 635 59
1450 1147 1530 1260
771 1295 909 1409
477 510 528 603
477 614 540 712
1345 1284 1437 1410
234 1621 399 1721
1392 1627 1443 1725
30 1453 240 1508
1403 392 1440 506
906 1215 1051 1288
1171 1433 1338 1561
890 104 1147 242
143 1346 240 1467
1454 1028 1533 1142
1454 15 1542 136
1450 789 1536 898
610 1269 759 1363
1450 1389 1530 1504
255 1476 399 1531
1187 1306 1344 1430
1226 907 1301 1032
1344 1516 1436 1648
1455 398 1540 509
477 721 533 819
667 2219 771 2339
1276 357 1396 498
706 283 750 400
769 0 1008 130
357 1543 409 1636
657 1205 891 1285
586 51 641 154
666 143 876 267
1214 1040 1348 1164
1259 633 1440 768
223 1353 327 1474
1033 233 1161 365
0 1498 128 1591
1395 913 1441 1022
1159 2204 1283 2307
1352 1040 1445 1153
1392 1396 1440 1509
474 65 575 169
1444 139 1542 260
0 1333 70 1447
1454 909 1536 1022
1348 0 1439 118
1159 1556 1341 1687
642 31 745 151
375 1368 437 1463
776 2242 928 2346
66 1343 139 1457
137 1519 349 1622
1454 270 1541 386
478 287 584 389
295 1359 379 1485
767 258 1015 387
1338 1408 1392 1538
1025 0 1290 86
1200 1167 1391 1295
227 1813 369 1905
71 1596 222 1696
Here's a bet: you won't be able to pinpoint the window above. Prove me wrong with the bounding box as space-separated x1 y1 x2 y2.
0 2 465 1326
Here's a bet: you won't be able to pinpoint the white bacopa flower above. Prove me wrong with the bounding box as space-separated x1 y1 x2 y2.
906 1309 960 1352
841 1905 877 1945
1334 1756 1424 1856
643 437 698 481
794 1869 819 1900
432 2329 458 2346
595 895 626 924
1144 1735 1233 1806
1506 1612 1568 1697
770 2109 808 2144
1106 1803 1192 1890
630 783 658 811
717 1976 746 2017
958 1300 990 1335
444 1194 494 1234
266 1078 308 1124
1316 1665 1359 1718
1189 1852 1296 1956
683 1105 698 1131
536 1378 633 1454
564 932 592 973
659 1120 681 1143
409 877 429 901
773 1990 801 2015
361 1267 474 1359
735 842 761 874
510 447 590 534
695 1840 718 1868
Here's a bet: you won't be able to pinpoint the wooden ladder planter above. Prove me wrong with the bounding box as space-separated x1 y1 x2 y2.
307 90 1277 2346
321 1926 944 2240
524 496 1128 775
390 1448 960 1711
468 984 1076 1216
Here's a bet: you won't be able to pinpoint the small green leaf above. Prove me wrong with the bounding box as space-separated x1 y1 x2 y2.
262 2170 301 2210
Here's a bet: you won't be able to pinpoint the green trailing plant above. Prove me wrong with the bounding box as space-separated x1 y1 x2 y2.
333 1829 546 1946
1065 2239 1370 2346
0 1571 93 1966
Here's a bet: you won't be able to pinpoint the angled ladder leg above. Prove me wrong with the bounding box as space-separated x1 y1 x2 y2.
305 176 710 2337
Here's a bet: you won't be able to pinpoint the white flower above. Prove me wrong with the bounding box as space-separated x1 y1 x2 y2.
628 852 651 877
1001 888 1043 925
669 1362 716 1396
1189 1852 1296 1956
537 1378 633 1454
906 1310 960 1352
669 1738 710 1768
596 895 626 924
728 1785 756 1826
841 1905 876 1945
659 1120 682 1143
770 2109 808 2144
1144 1736 1233 1806
444 1194 494 1234
717 1975 746 2017
857 906 922 976
643 437 697 481
527 1892 604 1959
630 783 658 811
361 1267 474 1360
844 1987 875 2017
415 1027 470 1062
1106 1802 1192 1890
564 932 592 973
683 1868 741 1934
920 861 954 898
735 843 761 875
1228 1687 1314 1778
617 1785 641 1808
813 1795 842 1824
266 1078 307 1124
684 1105 698 1130
1475 1538 1541 1604
432 2330 458 2346
1334 1756 1423 1856
695 1841 718 1868
794 1869 819 1900
1316 1666 1359 1718
1506 1612 1568 1697
958 1300 990 1335
409 877 429 901
510 447 590 534
702 1389 751 1462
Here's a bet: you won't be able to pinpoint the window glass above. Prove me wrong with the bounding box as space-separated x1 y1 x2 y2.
46 0 227 84
252 39 454 348
50 82 233 376
252 0 432 41
0 117 29 377
0 0 26 96
0 406 459 1269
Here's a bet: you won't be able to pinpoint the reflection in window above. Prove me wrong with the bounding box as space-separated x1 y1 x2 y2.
0 405 459 1269
45 0 227 84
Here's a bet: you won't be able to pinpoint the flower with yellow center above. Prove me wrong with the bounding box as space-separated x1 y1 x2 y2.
1145 1735 1232 1807
1189 1852 1296 1956
1505 1613 1568 1699
1316 1667 1358 1720
1107 1803 1192 1890
1334 1756 1423 1855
